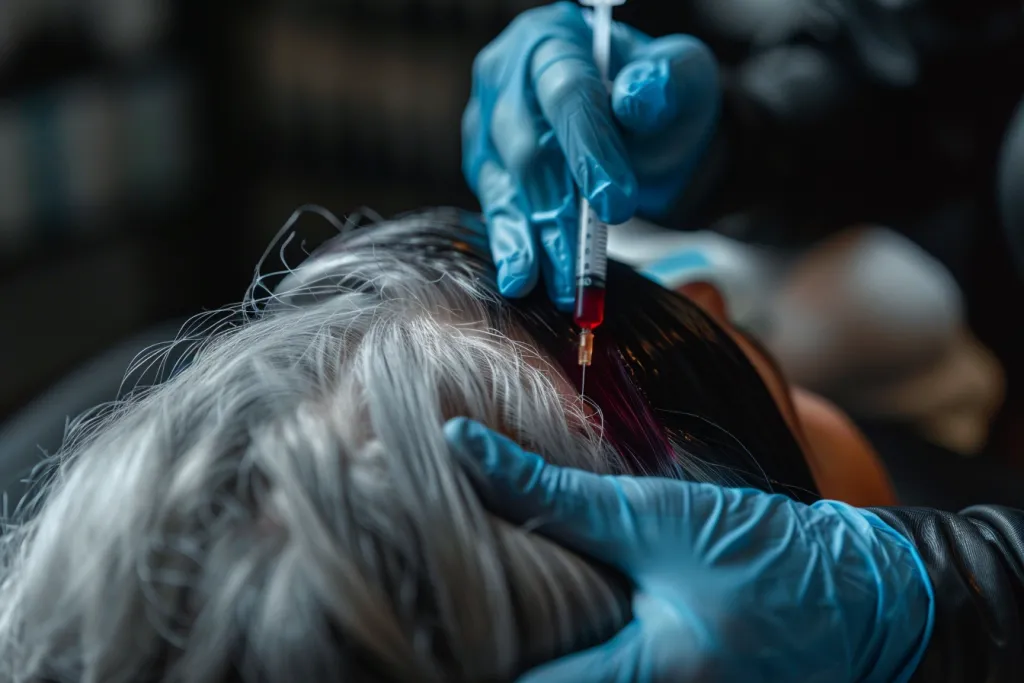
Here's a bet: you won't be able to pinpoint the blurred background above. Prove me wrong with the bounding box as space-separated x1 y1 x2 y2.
1 0 1023 510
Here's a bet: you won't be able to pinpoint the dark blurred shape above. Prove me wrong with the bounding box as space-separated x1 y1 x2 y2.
999 96 1024 279
736 45 851 124
858 419 1024 510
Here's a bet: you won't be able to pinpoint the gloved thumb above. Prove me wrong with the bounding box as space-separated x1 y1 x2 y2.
611 35 719 135
518 596 719 683
516 622 645 683
443 417 644 570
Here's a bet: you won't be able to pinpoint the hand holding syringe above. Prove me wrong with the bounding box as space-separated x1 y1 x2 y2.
460 0 719 360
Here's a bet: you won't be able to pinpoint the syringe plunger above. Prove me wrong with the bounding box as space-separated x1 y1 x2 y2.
578 0 626 80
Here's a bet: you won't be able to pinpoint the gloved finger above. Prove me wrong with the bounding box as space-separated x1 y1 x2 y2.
491 89 578 309
538 213 577 312
444 417 646 569
461 91 486 194
516 621 645 683
530 36 638 224
509 131 577 311
613 35 720 214
611 34 719 136
476 160 540 298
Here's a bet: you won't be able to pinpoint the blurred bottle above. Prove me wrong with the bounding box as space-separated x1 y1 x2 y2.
0 107 33 255
122 71 191 206
57 80 120 234
90 0 168 58
24 92 67 233
0 0 29 65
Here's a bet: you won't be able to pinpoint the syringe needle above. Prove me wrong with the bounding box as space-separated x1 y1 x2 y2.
577 330 593 395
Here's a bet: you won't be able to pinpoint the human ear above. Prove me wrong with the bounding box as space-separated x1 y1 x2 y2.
677 281 729 323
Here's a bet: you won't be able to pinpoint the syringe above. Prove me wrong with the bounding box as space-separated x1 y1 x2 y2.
575 0 624 371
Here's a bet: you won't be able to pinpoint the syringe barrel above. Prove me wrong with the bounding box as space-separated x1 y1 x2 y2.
575 196 608 329
576 196 608 289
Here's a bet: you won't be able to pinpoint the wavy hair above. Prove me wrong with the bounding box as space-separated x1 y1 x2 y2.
0 207 815 682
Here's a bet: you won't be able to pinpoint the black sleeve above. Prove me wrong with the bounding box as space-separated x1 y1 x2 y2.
868 506 1024 682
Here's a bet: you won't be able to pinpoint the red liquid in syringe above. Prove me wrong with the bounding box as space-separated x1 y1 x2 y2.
574 283 605 368
574 283 606 330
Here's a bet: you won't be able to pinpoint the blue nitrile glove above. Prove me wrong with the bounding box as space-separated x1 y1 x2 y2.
462 2 720 309
444 417 935 683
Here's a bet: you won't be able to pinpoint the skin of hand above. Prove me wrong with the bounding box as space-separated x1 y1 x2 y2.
444 417 935 683
462 1 720 309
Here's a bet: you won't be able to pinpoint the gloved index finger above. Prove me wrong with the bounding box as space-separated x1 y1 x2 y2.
530 37 638 225
444 417 643 570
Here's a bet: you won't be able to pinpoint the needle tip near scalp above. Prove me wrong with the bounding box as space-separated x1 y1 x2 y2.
577 329 594 395
577 329 594 366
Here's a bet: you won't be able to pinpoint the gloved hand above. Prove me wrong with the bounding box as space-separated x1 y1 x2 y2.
462 2 720 309
444 417 935 683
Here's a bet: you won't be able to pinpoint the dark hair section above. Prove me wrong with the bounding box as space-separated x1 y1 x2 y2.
278 207 820 503
511 257 819 503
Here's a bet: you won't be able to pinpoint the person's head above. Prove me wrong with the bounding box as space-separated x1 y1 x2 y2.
0 208 818 683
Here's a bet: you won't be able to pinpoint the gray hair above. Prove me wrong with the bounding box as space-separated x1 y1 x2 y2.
0 209 630 683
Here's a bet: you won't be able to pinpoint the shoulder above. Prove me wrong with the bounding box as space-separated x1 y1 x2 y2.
791 387 899 507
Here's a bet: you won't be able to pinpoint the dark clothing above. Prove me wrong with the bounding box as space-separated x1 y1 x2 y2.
857 420 1024 512
870 505 1024 682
